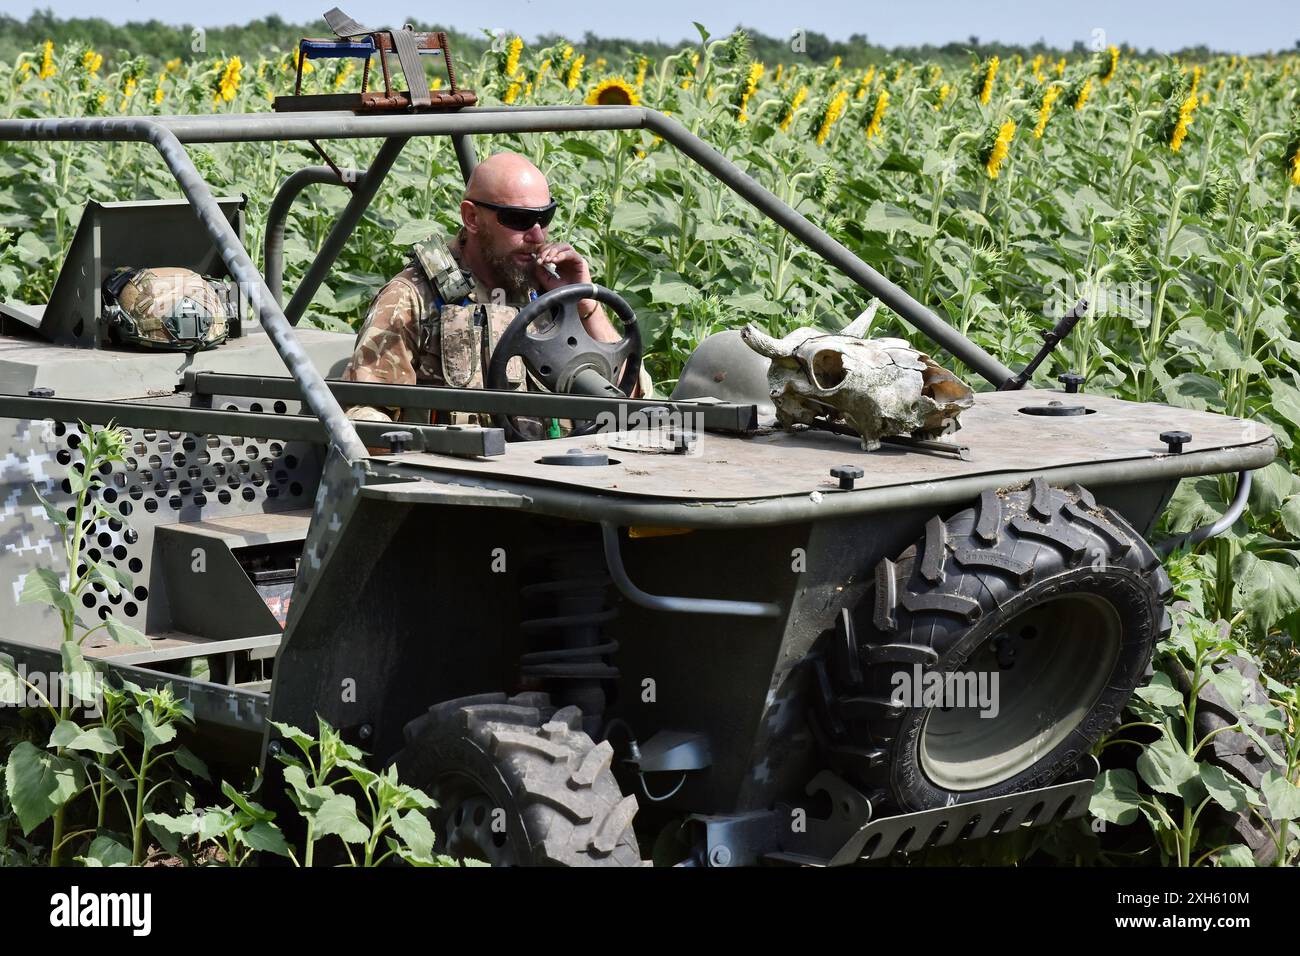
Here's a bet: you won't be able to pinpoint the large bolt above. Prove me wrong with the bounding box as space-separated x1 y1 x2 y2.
1058 372 1084 394
381 430 413 454
1159 430 1192 454
830 465 864 490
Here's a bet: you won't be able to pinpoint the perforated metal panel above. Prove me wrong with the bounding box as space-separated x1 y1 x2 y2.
46 407 321 631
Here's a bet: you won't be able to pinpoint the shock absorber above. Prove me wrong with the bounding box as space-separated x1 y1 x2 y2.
517 538 620 737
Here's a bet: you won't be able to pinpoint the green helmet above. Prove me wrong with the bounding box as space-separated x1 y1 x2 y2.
102 266 232 351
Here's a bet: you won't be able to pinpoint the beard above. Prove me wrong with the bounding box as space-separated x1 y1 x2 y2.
479 232 536 302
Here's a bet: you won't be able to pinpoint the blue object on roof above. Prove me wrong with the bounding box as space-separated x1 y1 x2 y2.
298 38 445 60
299 39 376 59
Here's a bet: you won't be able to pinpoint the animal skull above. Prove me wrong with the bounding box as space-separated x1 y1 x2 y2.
740 303 975 450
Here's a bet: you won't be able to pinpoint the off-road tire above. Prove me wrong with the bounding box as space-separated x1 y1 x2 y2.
818 478 1171 813
1178 653 1283 864
393 691 644 866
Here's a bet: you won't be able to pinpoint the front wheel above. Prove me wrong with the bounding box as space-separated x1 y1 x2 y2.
392 692 644 866
816 478 1172 813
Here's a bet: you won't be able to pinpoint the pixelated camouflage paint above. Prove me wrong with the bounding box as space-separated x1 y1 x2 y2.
0 418 68 645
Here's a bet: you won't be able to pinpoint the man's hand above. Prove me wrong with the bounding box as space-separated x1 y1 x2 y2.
533 241 591 290
532 240 641 396
533 241 620 342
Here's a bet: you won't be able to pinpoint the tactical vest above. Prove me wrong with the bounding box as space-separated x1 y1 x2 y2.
411 236 526 391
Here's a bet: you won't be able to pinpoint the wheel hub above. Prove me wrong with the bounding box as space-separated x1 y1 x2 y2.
918 593 1123 791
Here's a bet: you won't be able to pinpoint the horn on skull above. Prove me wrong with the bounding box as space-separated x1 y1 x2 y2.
740 323 795 360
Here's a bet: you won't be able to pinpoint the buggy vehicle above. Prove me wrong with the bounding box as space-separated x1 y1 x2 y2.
0 28 1275 866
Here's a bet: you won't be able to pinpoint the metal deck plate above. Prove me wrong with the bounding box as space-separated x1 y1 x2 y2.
390 389 1275 501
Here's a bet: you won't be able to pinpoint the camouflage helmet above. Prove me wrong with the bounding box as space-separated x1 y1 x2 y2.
102 267 231 351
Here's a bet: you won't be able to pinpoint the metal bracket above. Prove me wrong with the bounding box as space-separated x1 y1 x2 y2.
766 756 1101 866
999 298 1089 391
627 730 712 774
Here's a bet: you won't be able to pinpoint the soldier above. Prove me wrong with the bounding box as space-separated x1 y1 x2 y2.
342 151 645 433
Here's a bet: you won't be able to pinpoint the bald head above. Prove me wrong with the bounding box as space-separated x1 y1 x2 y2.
464 151 551 207
458 152 554 300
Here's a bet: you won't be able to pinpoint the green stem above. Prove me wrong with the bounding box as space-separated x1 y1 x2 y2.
132 740 151 865
919 173 946 302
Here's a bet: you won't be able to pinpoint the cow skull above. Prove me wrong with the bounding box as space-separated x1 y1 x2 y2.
740 303 975 450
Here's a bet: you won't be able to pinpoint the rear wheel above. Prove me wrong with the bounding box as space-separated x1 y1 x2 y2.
393 691 644 867
1180 654 1284 864
816 478 1171 813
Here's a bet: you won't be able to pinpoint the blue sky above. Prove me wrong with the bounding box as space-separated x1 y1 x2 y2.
0 0 1294 53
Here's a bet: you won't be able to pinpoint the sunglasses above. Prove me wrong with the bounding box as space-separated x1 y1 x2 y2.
469 198 557 231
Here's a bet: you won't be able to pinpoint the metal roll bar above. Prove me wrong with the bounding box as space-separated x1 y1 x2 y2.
284 136 409 325
0 116 369 462
264 165 358 305
0 104 1020 464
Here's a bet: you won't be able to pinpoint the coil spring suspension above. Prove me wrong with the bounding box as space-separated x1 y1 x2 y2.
518 541 620 737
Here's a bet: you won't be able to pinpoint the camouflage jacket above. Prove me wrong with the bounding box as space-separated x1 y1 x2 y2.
341 236 529 424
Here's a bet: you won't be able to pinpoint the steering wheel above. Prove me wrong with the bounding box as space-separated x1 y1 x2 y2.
486 283 642 441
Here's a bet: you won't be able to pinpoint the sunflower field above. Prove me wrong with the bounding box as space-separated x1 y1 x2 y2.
1 26 1299 865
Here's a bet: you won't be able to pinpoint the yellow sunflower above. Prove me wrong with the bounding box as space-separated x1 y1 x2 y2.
981 120 1017 178
1169 93 1198 151
504 36 523 78
40 40 57 80
978 56 999 105
1034 85 1061 138
567 54 585 90
855 66 875 99
586 77 639 106
814 88 850 145
334 59 355 90
866 89 890 138
735 62 764 121
216 56 242 103
1073 76 1093 110
779 86 808 132
1099 45 1119 85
